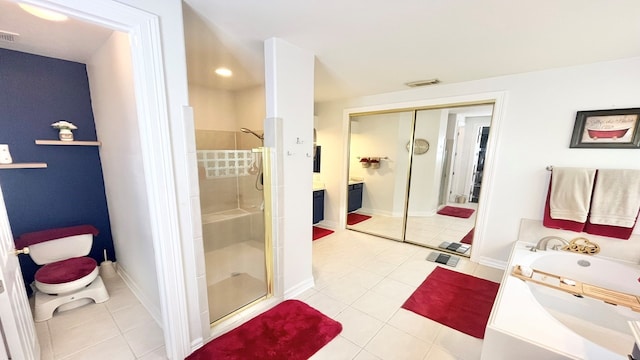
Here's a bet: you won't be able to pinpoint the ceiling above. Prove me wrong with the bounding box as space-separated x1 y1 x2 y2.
3 0 640 103
0 1 112 63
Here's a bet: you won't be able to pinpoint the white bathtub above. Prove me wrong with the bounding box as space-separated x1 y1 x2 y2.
482 242 640 360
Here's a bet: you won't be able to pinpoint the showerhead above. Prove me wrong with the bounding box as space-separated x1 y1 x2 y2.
240 127 264 140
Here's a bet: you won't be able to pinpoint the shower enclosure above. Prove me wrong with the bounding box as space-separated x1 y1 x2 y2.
196 128 271 324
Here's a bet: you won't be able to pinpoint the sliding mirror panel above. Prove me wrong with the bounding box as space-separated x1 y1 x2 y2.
346 111 413 240
404 105 493 257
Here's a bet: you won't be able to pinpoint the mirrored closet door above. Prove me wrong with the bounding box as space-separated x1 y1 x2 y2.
346 111 413 240
346 104 494 257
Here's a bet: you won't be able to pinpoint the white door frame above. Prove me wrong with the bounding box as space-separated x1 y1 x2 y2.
16 0 191 358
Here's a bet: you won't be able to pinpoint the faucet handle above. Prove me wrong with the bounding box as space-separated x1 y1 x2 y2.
526 245 537 252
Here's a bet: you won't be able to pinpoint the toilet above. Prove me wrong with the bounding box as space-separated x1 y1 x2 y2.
15 225 109 322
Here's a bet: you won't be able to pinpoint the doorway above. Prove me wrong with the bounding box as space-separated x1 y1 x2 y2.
470 126 490 203
0 0 192 358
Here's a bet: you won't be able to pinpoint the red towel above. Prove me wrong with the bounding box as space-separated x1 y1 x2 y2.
542 180 586 232
16 225 99 248
584 216 638 240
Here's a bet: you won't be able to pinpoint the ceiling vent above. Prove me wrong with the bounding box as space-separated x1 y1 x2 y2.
0 30 19 43
405 78 440 87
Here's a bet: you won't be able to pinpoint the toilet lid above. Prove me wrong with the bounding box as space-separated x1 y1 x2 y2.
35 257 97 284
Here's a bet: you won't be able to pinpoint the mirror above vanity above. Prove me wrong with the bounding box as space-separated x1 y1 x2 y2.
346 103 495 257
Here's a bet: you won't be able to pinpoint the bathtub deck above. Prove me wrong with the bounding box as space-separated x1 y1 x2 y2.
483 241 635 360
512 265 640 312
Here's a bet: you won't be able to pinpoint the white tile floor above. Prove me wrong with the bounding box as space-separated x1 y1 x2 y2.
347 203 478 253
35 273 166 360
35 226 503 360
304 228 504 360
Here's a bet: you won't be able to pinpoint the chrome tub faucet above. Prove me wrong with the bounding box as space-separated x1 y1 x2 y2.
535 236 569 251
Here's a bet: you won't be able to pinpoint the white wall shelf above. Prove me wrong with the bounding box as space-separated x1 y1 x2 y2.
35 140 101 146
36 140 102 146
0 163 47 169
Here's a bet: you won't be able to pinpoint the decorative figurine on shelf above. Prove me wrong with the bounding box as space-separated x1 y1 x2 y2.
51 121 77 141
0 144 13 164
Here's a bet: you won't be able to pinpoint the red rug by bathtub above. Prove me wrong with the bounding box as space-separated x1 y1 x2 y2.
402 267 499 339
347 213 372 225
437 206 475 219
187 300 342 360
313 226 334 240
460 228 474 244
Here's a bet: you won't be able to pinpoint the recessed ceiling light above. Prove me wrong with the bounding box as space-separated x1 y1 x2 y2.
18 3 68 22
214 67 233 77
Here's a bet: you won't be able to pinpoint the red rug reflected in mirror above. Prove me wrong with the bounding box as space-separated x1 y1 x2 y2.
347 213 372 225
187 300 342 360
437 206 475 219
461 228 474 244
402 267 499 339
313 226 334 240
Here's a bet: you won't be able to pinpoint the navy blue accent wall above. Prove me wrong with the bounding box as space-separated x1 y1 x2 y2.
0 49 114 294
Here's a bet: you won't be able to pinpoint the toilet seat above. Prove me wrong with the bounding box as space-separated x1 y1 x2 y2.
35 257 98 294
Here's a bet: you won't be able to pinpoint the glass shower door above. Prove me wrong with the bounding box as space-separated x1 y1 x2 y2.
197 131 270 324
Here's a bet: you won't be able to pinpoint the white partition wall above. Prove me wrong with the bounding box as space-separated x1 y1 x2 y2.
264 38 315 297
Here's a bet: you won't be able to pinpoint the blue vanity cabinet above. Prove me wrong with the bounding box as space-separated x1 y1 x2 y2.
348 183 363 212
313 190 325 224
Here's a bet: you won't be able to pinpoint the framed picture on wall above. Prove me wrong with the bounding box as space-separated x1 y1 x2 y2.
570 108 640 148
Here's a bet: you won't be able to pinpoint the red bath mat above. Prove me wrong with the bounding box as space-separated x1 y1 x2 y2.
437 206 475 219
347 213 372 225
187 300 342 360
402 267 499 339
313 226 334 240
461 228 474 244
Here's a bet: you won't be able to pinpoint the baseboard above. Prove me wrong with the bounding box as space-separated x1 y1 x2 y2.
191 338 204 353
407 210 437 217
359 207 397 217
283 277 315 300
477 256 507 270
116 264 163 326
316 220 338 229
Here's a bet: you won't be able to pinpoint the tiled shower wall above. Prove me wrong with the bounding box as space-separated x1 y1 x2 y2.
196 130 263 214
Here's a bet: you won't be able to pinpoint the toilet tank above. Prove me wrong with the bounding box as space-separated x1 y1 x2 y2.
15 225 99 265
28 234 93 265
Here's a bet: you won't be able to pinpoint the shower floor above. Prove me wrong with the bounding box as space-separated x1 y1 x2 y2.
208 272 266 323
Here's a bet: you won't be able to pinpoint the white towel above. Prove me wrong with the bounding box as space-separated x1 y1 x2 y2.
589 169 640 228
549 167 596 223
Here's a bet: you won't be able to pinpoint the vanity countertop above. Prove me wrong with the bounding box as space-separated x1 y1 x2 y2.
349 177 364 185
313 182 326 191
